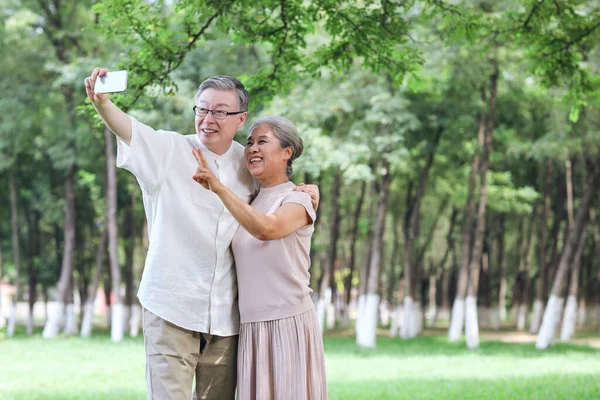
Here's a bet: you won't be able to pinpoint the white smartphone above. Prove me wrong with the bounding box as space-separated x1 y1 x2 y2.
94 70 128 94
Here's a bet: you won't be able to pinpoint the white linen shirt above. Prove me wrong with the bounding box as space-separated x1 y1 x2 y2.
116 116 255 336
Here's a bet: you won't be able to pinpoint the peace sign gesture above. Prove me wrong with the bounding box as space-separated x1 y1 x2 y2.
192 148 223 193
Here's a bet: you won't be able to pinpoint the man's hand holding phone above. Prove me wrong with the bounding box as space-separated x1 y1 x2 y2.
84 68 133 144
84 68 128 105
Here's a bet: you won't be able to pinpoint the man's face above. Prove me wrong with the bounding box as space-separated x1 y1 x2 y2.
195 89 246 155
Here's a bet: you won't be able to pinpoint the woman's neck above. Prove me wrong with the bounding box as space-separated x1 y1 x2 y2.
259 173 289 188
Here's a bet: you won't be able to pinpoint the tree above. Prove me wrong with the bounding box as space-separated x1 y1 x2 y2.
536 162 600 348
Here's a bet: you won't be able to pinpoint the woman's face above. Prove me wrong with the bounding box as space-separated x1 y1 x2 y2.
244 124 292 180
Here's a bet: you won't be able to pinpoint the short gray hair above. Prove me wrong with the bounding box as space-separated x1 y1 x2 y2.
194 76 249 111
249 116 304 179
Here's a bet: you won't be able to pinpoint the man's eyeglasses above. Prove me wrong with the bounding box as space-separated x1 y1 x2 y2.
193 106 245 120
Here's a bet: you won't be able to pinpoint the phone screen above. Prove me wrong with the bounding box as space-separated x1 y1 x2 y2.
94 70 128 94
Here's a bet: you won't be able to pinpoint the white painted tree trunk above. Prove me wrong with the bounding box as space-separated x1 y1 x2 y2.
560 295 577 342
6 301 17 337
335 297 344 323
129 304 142 337
517 304 528 331
400 296 418 339
7 303 17 337
42 302 65 339
414 302 423 335
26 312 34 336
529 299 544 334
465 296 479 349
64 304 78 335
536 295 564 349
326 303 336 330
356 294 379 348
316 300 326 333
316 288 332 333
389 306 402 337
426 305 437 325
355 294 366 344
80 302 95 338
111 303 124 342
379 301 390 326
499 306 507 322
448 298 465 341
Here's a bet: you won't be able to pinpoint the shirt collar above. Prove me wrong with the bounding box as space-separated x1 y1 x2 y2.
195 136 236 162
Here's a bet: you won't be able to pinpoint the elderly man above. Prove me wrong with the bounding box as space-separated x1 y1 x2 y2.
84 69 319 400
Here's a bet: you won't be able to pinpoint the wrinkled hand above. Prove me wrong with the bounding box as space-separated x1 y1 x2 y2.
192 148 223 193
293 183 320 212
84 67 109 105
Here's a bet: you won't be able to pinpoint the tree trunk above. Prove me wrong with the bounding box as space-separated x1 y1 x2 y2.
0 246 5 329
105 127 123 342
305 174 322 292
43 168 77 339
64 273 78 335
531 161 553 333
7 165 21 337
436 208 458 324
26 210 41 336
536 163 600 349
81 228 107 337
560 226 586 342
465 60 499 349
427 254 437 326
42 285 49 324
131 209 148 337
518 208 537 331
402 128 443 340
104 274 112 327
387 210 402 337
358 159 392 348
478 252 492 328
317 170 341 332
449 114 485 341
124 186 137 336
496 214 506 325
356 170 376 345
345 180 366 311
589 209 600 331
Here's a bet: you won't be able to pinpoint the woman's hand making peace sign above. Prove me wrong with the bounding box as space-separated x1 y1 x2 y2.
191 148 223 194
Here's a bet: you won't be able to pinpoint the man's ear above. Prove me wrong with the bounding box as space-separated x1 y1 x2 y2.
236 112 248 129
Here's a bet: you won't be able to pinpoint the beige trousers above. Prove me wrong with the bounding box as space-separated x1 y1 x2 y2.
143 308 238 400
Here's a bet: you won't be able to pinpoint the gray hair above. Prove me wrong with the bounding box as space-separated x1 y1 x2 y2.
249 116 304 179
194 76 249 111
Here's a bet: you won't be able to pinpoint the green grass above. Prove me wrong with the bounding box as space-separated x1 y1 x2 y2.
1 327 599 399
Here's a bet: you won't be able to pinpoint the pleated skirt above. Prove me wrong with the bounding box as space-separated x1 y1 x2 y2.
237 307 328 400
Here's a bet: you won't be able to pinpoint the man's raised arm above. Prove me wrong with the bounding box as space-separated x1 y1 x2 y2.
84 67 132 145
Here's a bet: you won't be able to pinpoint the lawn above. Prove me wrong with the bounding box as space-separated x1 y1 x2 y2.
1 327 599 399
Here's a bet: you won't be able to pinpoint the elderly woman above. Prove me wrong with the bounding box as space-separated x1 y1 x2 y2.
192 116 327 400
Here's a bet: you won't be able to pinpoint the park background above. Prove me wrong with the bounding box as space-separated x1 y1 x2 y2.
1 0 600 399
